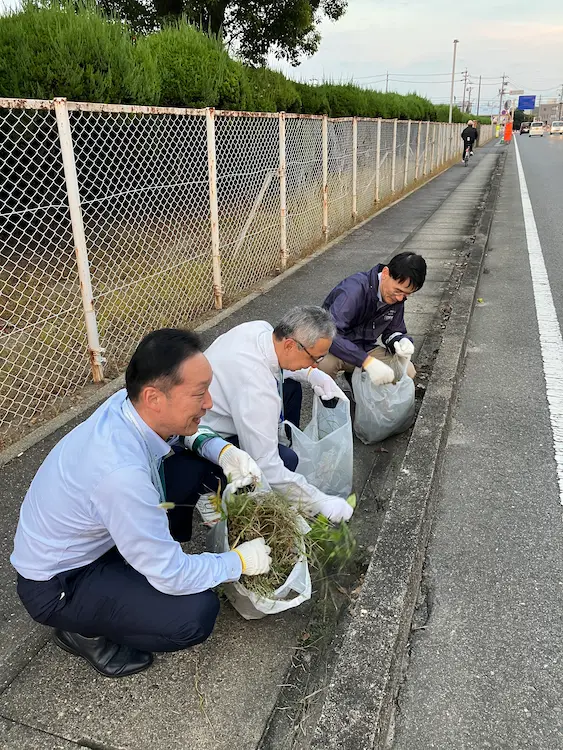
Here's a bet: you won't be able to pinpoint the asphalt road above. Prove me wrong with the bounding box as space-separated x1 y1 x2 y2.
392 140 563 749
516 130 563 323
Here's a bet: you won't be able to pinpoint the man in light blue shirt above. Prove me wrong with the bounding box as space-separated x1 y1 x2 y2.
11 329 271 678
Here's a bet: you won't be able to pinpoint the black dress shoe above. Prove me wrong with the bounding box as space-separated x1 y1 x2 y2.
53 629 153 678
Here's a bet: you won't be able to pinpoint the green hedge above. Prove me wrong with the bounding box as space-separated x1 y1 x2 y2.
0 3 490 123
0 1 159 104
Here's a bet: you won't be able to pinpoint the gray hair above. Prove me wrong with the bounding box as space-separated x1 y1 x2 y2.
273 306 336 347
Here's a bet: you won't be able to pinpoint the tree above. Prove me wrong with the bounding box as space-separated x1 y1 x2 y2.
99 0 348 65
186 1 347 65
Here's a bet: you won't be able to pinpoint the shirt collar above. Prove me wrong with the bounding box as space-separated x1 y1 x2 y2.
123 397 172 462
377 272 383 303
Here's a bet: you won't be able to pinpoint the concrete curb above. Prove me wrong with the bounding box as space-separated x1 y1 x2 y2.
0 154 475 470
309 148 508 750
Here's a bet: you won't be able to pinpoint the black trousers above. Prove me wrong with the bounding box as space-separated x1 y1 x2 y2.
16 380 303 653
462 140 475 159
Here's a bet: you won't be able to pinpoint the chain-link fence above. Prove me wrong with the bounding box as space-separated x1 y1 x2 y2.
0 96 494 443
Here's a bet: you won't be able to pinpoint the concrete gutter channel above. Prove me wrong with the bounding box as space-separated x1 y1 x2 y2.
0 143 505 750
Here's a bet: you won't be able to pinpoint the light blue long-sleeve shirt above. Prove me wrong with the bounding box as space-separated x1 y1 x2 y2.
11 389 242 595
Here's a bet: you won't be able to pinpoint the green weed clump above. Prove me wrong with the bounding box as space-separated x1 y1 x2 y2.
222 488 357 597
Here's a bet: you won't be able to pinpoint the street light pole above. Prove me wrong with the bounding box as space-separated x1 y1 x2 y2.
448 39 459 124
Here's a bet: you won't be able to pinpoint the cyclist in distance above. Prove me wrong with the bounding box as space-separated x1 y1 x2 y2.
461 120 478 162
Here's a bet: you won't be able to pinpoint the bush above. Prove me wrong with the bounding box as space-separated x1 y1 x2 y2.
246 67 302 113
140 20 230 108
0 0 159 104
295 83 330 115
321 83 370 117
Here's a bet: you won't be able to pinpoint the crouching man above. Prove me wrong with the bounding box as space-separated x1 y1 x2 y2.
200 306 354 524
11 329 270 678
319 252 427 387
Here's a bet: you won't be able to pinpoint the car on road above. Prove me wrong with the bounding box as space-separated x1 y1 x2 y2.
550 121 563 135
519 122 531 134
529 122 545 137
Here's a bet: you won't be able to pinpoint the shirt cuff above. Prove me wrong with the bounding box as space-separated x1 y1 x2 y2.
222 550 243 581
184 427 226 460
199 437 229 464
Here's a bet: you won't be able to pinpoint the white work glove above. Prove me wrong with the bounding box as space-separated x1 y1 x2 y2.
196 493 221 527
363 356 394 387
234 538 272 576
307 367 349 402
218 445 261 490
394 338 414 360
316 494 354 523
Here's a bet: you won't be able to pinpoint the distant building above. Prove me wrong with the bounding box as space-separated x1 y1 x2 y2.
533 100 562 125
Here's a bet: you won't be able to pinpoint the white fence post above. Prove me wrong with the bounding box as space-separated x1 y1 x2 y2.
352 116 358 220
442 124 447 165
279 111 288 270
423 121 430 176
322 115 328 241
415 121 422 180
404 119 411 189
375 118 381 204
391 118 398 193
54 97 104 383
206 107 222 310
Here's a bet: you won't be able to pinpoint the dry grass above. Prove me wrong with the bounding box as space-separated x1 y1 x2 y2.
224 488 304 598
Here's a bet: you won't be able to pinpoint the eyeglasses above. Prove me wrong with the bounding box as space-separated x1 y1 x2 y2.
290 338 326 364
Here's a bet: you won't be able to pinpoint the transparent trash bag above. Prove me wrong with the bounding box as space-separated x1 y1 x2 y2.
207 482 311 620
283 395 353 499
351 358 415 444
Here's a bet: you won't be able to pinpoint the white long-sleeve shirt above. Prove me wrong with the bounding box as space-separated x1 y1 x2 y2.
11 390 242 594
201 320 328 511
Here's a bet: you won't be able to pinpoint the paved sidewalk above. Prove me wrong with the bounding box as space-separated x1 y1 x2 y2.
0 142 500 750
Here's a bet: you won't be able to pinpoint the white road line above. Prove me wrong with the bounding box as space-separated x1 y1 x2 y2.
514 139 563 505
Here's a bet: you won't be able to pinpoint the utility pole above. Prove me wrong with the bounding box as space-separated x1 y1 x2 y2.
559 84 563 120
476 75 482 116
498 73 508 126
461 69 469 112
467 86 472 114
448 39 459 124
385 71 389 93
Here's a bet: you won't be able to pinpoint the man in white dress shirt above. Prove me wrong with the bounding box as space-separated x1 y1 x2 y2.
11 329 271 678
201 306 354 523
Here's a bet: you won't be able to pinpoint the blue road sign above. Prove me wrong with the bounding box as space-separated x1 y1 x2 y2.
518 95 536 110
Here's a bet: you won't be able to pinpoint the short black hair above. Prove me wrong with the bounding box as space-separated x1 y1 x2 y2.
387 252 427 291
125 328 203 402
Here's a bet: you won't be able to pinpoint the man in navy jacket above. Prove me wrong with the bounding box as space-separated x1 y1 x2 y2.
319 252 427 386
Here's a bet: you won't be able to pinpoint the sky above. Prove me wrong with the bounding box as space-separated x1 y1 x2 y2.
271 0 563 114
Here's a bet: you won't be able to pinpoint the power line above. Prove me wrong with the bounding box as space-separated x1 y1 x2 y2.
353 71 454 79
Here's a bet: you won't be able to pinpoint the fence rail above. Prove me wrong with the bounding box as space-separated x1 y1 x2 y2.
0 96 494 442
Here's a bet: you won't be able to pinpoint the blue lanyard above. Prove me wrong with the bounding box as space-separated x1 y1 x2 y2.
122 399 167 503
278 368 284 423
